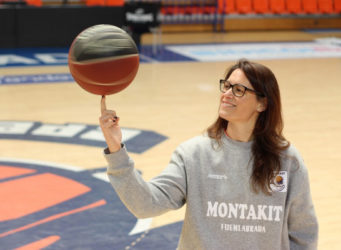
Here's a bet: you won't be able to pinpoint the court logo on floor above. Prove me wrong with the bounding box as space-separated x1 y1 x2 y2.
0 121 167 153
0 121 182 249
0 159 182 249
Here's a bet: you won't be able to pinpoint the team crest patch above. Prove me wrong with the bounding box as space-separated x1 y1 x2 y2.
270 171 288 192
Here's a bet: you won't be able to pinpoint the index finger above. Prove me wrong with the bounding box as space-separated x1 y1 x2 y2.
101 95 107 115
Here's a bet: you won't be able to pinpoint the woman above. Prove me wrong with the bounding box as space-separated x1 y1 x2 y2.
99 59 318 249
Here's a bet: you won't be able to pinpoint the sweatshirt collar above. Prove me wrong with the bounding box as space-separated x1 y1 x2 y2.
222 131 253 151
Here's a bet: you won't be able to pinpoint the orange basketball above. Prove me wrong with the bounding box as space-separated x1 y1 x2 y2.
68 24 139 95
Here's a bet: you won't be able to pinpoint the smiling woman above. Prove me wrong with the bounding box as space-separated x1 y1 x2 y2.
218 68 266 140
100 58 318 249
208 59 287 194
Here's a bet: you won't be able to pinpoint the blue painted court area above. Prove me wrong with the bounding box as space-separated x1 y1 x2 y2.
303 28 341 33
0 45 194 68
0 159 182 250
0 45 195 85
0 47 70 68
0 121 179 250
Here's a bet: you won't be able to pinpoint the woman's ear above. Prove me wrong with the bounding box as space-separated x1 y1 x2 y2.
257 98 267 112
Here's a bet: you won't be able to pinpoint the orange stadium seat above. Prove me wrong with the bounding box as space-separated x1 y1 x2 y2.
183 5 197 15
235 0 253 13
218 0 237 14
106 0 124 6
25 0 42 6
302 0 318 13
318 0 334 13
287 0 302 13
86 0 105 6
253 0 270 13
162 6 177 15
336 0 341 12
270 0 286 13
203 5 216 14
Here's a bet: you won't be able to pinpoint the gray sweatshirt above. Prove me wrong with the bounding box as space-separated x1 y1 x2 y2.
105 133 318 250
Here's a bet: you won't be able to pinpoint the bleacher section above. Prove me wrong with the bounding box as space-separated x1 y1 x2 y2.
4 0 340 16
157 0 341 31
0 0 340 39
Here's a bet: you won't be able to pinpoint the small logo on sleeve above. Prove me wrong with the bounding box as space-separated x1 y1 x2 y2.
208 174 227 180
270 171 287 192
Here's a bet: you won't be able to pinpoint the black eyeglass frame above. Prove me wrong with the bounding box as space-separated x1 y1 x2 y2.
219 79 265 97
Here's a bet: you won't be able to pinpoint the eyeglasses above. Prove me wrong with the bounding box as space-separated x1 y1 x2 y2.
219 79 265 97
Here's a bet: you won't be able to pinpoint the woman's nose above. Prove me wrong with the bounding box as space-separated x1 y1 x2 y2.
223 87 234 97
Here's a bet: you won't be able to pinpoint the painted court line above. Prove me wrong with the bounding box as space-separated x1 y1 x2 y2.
0 199 106 238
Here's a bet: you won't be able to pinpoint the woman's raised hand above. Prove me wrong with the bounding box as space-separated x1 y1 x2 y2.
99 96 122 153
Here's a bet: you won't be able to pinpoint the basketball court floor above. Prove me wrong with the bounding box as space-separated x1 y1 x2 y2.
1 30 341 249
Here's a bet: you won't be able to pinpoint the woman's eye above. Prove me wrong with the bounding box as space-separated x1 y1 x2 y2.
235 86 244 94
224 84 230 90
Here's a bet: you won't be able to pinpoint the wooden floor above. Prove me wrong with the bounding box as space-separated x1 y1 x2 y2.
1 30 341 249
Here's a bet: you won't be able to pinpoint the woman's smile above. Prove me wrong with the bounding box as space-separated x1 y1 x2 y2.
221 99 236 108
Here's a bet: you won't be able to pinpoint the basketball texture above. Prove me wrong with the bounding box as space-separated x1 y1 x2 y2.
68 24 139 95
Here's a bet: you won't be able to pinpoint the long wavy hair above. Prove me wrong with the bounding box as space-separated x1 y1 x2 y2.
207 59 289 195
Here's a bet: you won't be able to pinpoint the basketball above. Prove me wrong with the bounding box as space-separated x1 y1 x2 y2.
68 24 139 96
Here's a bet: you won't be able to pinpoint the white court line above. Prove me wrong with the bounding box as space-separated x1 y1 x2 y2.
0 157 83 172
128 218 153 235
139 53 158 63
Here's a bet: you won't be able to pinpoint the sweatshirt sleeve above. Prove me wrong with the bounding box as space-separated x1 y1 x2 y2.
287 157 319 250
105 145 187 219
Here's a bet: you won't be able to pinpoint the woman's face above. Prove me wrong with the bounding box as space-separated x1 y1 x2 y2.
219 69 264 125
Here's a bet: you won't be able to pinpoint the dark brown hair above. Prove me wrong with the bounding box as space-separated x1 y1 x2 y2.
207 59 289 194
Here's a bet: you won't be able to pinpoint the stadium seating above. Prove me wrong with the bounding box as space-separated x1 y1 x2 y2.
318 0 334 13
85 0 105 6
26 0 42 6
235 0 253 13
218 0 237 14
270 0 286 13
336 0 341 12
287 0 302 13
15 0 341 20
302 0 318 13
106 0 124 6
253 0 270 14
